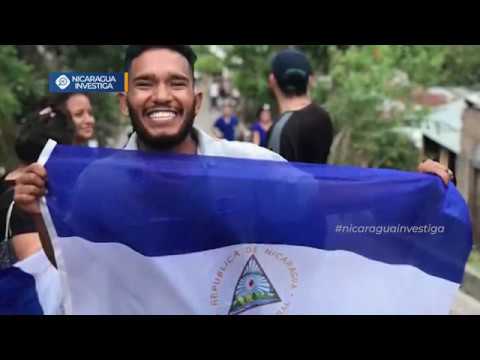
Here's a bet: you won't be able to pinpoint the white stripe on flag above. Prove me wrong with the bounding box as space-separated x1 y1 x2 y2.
54 236 459 315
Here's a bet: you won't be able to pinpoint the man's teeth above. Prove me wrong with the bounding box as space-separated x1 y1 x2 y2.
148 111 177 120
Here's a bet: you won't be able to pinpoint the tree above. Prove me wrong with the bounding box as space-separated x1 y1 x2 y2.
0 46 43 171
320 45 433 170
296 45 330 73
440 45 480 86
0 45 128 171
223 45 277 121
193 45 223 77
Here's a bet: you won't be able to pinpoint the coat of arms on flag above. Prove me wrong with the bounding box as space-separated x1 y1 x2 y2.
229 255 282 315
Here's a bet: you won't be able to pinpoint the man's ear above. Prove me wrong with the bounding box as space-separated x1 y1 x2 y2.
194 91 203 117
118 92 129 116
268 73 277 90
309 74 316 89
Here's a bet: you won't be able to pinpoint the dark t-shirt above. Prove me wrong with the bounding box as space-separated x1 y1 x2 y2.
268 103 333 164
250 122 269 148
0 175 36 269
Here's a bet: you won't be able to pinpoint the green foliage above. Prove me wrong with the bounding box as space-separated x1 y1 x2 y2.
221 45 331 123
384 45 447 86
440 45 480 86
196 53 223 76
0 45 126 170
223 45 294 122
0 46 45 120
296 45 330 73
226 46 276 103
0 46 43 170
322 45 428 170
57 46 126 146
468 249 480 273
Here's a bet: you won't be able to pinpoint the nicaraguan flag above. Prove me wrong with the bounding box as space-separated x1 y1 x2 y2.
38 141 472 315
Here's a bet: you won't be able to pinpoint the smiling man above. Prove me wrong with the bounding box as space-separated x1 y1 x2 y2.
118 45 281 160
120 46 201 153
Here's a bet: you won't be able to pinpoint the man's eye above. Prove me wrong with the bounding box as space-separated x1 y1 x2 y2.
136 82 152 88
172 81 187 87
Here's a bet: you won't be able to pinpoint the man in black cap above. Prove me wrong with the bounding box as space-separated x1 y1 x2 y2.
267 48 333 164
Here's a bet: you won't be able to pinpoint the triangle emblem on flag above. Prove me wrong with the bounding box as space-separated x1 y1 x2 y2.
228 255 282 315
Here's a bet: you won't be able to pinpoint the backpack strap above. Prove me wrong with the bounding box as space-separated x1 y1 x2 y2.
268 112 294 154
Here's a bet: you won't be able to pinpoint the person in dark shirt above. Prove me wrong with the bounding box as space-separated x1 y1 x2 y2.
251 104 273 148
0 104 75 269
267 48 333 164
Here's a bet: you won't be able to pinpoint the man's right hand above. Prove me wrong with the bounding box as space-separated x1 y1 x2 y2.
14 163 48 215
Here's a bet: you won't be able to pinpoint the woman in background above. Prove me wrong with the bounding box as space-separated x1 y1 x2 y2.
49 93 96 146
251 104 273 148
0 105 75 268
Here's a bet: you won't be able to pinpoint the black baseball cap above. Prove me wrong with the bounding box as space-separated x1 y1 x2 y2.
271 49 312 95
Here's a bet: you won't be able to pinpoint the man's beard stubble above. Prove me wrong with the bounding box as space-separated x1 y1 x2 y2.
127 99 197 151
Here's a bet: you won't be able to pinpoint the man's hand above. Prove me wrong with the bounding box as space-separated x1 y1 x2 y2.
14 163 48 215
418 159 454 186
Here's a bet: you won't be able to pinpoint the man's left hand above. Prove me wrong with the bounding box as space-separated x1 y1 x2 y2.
418 159 454 186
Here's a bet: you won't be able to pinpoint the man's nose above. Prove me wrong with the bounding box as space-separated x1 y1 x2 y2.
151 83 173 103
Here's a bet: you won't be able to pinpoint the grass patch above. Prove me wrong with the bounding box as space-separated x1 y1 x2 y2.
467 249 480 273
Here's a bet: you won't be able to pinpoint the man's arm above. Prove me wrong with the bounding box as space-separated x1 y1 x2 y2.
418 159 453 185
13 163 57 267
212 120 224 139
11 233 42 261
252 131 261 146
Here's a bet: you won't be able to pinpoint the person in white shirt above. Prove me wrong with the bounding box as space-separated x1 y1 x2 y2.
209 81 220 110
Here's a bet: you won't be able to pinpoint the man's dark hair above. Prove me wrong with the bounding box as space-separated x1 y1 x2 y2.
124 45 197 77
271 48 312 98
277 75 309 97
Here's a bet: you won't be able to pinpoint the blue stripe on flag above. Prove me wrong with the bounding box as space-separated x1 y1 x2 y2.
44 145 472 284
0 267 43 315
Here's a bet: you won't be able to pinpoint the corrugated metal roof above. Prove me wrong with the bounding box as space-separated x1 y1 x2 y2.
422 99 465 154
385 87 479 154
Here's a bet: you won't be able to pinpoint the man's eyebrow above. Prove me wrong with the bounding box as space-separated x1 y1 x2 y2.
171 74 190 81
132 72 191 82
132 73 156 82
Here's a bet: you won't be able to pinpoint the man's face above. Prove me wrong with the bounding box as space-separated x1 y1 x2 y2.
120 48 203 150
